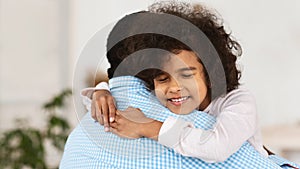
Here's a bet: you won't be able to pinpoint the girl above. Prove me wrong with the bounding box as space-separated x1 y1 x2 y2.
81 2 269 163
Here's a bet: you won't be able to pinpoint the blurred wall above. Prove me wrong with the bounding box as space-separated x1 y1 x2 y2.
0 0 73 130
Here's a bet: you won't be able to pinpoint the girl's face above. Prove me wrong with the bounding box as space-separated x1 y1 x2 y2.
154 50 210 114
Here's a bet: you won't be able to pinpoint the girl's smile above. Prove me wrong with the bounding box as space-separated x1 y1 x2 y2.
167 96 190 106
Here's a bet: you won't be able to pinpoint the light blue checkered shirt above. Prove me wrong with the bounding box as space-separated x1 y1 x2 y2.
60 76 299 169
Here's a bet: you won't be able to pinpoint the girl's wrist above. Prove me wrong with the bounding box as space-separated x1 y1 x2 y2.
138 120 163 141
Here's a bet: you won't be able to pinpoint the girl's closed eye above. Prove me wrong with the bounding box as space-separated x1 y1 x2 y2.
155 75 169 83
181 73 194 78
180 70 196 79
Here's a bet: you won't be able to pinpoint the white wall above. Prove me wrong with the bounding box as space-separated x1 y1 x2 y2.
0 0 73 130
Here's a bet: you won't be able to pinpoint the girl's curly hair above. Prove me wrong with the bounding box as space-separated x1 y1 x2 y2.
107 1 242 96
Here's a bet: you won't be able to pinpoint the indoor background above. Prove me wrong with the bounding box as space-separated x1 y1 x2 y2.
0 0 299 167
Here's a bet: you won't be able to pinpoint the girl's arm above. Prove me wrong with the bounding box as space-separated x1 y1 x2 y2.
82 83 259 163
110 89 261 163
157 89 261 162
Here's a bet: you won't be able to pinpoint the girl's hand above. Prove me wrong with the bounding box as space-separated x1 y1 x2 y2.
109 107 153 139
92 90 116 132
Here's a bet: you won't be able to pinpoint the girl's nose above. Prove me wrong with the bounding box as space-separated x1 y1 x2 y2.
168 80 183 93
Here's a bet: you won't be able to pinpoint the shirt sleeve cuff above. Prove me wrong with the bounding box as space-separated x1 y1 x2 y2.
80 82 110 112
80 82 110 98
95 81 110 91
158 116 194 148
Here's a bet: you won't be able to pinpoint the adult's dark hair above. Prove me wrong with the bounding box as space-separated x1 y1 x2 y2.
106 1 242 96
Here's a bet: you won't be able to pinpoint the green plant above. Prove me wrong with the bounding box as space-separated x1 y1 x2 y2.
0 89 72 169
